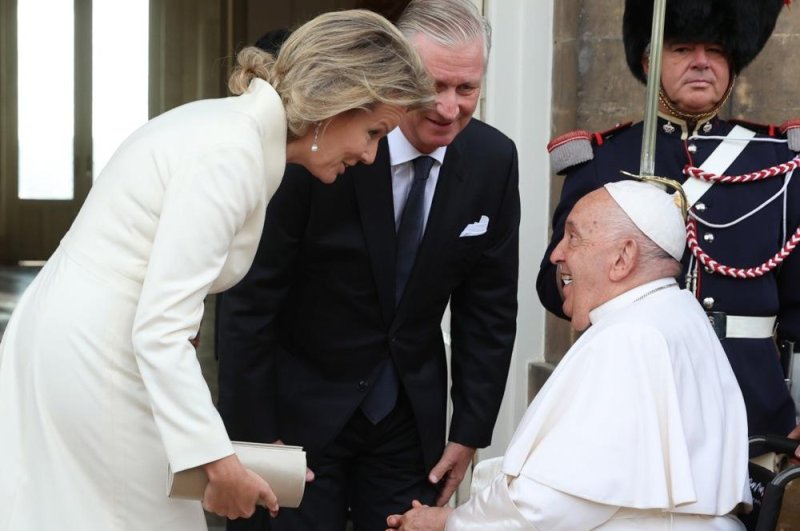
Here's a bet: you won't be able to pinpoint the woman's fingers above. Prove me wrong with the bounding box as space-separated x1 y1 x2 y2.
251 470 279 515
202 455 282 519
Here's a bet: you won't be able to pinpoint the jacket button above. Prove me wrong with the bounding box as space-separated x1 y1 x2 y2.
702 297 715 309
357 380 369 392
703 232 715 243
687 144 697 153
695 202 707 212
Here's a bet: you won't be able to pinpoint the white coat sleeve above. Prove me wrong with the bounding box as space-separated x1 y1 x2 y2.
132 142 265 472
446 473 618 531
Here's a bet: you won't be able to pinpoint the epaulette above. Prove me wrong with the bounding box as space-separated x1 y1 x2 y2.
780 119 800 152
547 122 633 174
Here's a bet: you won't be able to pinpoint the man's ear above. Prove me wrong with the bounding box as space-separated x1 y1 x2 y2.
609 239 638 282
642 55 650 77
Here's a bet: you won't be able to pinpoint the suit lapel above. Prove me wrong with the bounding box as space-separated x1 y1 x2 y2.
353 139 397 326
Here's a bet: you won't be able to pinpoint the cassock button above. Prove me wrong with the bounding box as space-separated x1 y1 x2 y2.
688 144 698 153
702 297 715 309
703 232 715 243
705 266 714 274
357 380 369 392
695 203 707 212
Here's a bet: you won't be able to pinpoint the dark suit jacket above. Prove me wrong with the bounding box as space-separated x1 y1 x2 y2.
216 118 520 470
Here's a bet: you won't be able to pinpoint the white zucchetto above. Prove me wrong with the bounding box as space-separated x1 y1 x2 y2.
604 180 686 261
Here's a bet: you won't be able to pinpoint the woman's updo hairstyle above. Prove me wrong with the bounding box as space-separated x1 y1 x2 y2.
228 9 434 139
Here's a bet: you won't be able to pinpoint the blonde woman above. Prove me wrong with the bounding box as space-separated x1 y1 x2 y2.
0 9 431 531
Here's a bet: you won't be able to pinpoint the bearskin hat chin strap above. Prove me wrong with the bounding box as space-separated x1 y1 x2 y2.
657 75 736 125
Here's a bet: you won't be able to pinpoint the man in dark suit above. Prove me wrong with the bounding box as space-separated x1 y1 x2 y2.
216 1 520 529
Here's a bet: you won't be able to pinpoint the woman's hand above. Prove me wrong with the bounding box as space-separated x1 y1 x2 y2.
386 500 452 531
201 454 279 519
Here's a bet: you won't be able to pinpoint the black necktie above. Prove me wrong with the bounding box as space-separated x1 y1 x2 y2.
395 155 435 304
360 155 435 425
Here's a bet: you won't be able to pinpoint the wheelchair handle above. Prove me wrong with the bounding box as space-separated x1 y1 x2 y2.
748 434 800 456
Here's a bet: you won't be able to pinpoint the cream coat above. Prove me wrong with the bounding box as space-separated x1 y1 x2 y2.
0 79 286 530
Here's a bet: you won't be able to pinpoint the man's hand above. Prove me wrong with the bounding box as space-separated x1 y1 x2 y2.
272 439 315 482
386 499 452 531
427 442 476 506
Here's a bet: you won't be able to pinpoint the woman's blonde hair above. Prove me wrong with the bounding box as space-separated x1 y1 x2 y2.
228 9 434 139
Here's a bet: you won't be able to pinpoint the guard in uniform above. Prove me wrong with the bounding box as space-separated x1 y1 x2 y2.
537 0 800 439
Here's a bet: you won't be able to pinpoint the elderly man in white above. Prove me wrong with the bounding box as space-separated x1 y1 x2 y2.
387 180 752 530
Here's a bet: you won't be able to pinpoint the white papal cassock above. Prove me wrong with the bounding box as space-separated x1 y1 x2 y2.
447 278 751 530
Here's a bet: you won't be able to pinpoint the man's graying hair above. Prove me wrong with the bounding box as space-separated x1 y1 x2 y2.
397 0 491 61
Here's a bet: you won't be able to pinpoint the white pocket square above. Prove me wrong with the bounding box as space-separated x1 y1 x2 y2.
460 215 489 237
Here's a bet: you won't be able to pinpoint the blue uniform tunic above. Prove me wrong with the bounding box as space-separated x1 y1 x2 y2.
537 115 800 436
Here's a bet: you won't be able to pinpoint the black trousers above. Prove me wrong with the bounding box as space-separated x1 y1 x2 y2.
227 390 437 531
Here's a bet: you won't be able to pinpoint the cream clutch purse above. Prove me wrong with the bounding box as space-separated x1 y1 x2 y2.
167 441 307 508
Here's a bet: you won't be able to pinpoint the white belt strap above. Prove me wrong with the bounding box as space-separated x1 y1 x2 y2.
725 315 776 339
684 125 757 207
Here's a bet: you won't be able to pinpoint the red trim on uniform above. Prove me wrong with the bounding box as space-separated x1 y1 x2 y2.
594 132 604 146
728 118 800 138
597 121 633 138
547 122 634 153
780 119 800 133
546 130 591 152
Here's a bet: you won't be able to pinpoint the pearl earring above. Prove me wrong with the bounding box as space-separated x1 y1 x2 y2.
311 123 320 153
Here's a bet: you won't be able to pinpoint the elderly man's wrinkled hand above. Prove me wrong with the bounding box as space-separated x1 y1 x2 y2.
386 500 452 531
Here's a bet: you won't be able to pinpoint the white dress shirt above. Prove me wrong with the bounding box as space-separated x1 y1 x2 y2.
387 127 447 232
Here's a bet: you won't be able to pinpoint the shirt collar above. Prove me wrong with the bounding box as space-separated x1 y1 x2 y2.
589 277 679 325
387 127 447 167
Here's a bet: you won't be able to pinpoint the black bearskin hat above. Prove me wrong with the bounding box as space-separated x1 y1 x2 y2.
254 28 292 56
623 0 786 83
